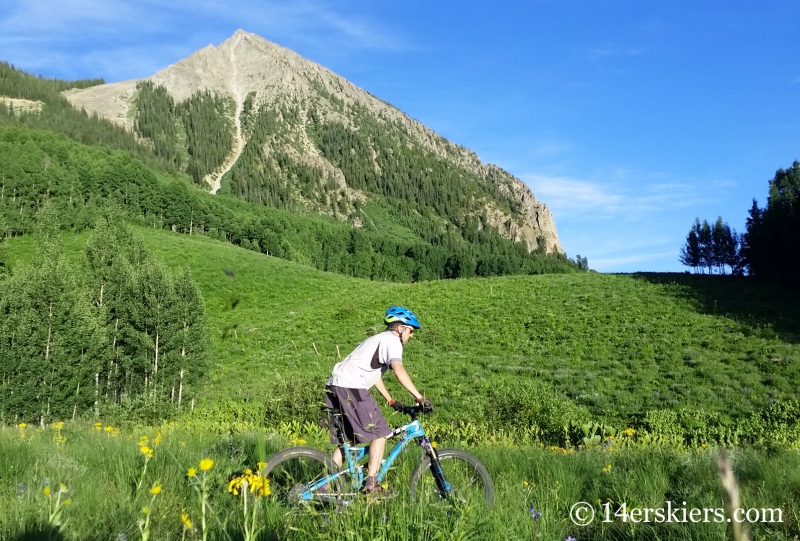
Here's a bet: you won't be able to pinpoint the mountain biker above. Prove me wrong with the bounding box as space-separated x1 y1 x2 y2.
324 305 433 494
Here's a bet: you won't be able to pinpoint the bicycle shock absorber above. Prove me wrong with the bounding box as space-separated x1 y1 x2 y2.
421 437 451 496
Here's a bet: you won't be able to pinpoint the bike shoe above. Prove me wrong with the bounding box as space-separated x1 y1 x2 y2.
361 477 395 501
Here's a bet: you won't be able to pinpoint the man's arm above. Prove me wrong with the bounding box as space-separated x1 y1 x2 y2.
390 361 422 401
373 374 393 403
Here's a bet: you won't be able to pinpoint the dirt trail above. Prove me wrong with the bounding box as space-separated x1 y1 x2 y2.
209 34 246 194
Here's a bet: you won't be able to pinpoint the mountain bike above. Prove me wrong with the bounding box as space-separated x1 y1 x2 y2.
264 405 494 510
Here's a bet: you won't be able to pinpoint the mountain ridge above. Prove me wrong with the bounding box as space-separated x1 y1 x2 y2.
65 30 563 253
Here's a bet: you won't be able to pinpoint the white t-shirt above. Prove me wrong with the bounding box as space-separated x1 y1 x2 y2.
327 331 403 389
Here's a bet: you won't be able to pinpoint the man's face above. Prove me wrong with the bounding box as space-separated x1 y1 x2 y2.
399 325 415 345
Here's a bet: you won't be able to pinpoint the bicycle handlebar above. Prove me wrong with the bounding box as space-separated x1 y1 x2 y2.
400 404 429 419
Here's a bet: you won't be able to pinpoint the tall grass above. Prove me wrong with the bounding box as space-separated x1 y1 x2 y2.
1 421 799 540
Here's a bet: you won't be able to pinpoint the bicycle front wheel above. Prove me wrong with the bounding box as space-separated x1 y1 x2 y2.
264 447 340 507
409 448 494 510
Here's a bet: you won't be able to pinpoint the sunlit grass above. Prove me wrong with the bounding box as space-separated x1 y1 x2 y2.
7 227 799 428
1 421 799 540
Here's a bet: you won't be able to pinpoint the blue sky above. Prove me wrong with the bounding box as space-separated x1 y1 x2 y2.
2 0 799 272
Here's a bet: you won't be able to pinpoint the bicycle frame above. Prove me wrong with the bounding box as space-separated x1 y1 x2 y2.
300 415 448 501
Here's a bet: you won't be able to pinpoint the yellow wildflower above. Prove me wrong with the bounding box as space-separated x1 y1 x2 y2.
140 445 154 459
229 472 270 498
142 507 150 515
104 425 114 433
138 435 149 446
44 487 51 496
94 422 102 430
63 499 71 506
228 476 243 496
187 467 197 478
181 513 193 529
52 421 65 430
523 480 529 487
150 484 162 495
602 464 612 473
199 458 213 471
257 462 267 472
154 432 163 446
18 423 27 430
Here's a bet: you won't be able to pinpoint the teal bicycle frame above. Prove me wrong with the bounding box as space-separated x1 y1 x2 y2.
300 409 451 501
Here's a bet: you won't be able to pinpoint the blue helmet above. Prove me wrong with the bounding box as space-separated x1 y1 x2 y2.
384 306 421 329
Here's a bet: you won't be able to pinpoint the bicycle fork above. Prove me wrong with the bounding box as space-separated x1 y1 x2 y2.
420 437 451 497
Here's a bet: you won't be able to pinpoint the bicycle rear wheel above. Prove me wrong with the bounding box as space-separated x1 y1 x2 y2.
264 447 341 507
409 448 494 510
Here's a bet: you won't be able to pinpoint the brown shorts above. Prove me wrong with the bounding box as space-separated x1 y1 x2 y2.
324 385 392 445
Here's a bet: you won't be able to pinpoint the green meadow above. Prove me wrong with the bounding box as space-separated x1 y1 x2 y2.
4 227 800 540
6 227 800 435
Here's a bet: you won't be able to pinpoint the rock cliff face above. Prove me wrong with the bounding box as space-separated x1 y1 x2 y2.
65 30 563 253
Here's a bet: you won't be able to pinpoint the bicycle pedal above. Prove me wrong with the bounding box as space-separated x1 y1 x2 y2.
361 488 396 501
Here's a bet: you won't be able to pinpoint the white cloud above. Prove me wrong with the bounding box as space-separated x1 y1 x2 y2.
519 170 735 272
0 0 149 40
0 0 407 80
523 173 721 219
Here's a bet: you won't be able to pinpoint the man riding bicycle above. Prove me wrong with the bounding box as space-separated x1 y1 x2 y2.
324 305 433 494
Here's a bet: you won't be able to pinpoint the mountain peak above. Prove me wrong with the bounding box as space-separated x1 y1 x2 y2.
64 31 563 253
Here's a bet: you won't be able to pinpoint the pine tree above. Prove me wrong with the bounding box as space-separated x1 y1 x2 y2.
697 219 713 274
679 222 701 272
742 161 800 285
712 218 739 275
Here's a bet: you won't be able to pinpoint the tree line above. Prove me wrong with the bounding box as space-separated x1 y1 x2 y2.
679 217 742 274
680 161 800 287
742 161 800 287
0 204 209 423
0 125 581 281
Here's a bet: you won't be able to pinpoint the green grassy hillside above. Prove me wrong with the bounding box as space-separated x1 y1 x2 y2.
7 227 800 438
5 227 800 541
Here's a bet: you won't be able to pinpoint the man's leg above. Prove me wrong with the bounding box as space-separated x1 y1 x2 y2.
367 436 386 478
332 446 343 469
